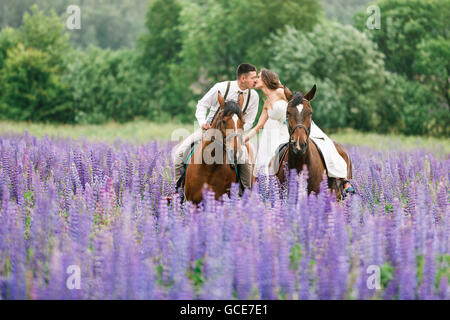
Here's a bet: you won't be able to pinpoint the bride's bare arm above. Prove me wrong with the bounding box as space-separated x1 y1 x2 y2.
244 107 268 143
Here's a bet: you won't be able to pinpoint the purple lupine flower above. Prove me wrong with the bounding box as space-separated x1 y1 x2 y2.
8 208 26 299
0 169 4 203
0 132 448 300
406 182 416 219
438 276 448 300
45 241 65 299
168 222 190 299
418 235 436 299
334 206 350 299
436 182 447 218
257 239 276 299
234 244 254 299
398 226 417 300
278 239 294 299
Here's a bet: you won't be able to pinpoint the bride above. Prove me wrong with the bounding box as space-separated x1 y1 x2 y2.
244 68 355 193
244 68 289 181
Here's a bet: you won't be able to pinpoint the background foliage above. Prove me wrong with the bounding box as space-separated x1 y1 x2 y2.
0 0 448 136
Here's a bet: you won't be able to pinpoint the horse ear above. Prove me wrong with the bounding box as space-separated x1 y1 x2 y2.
304 84 316 101
218 91 225 109
237 92 244 108
284 86 294 101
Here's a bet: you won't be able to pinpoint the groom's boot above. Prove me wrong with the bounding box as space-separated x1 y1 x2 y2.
237 163 252 196
174 160 185 190
172 130 203 190
173 142 190 190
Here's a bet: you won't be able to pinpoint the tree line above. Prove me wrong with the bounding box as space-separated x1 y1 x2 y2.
0 0 448 137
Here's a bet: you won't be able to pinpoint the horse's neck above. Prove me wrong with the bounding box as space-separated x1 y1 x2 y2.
200 139 228 169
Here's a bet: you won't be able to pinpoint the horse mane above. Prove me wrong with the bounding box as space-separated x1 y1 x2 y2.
291 92 303 107
211 100 244 128
223 101 243 120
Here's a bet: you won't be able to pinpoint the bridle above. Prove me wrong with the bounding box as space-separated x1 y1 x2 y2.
210 109 243 170
286 98 311 149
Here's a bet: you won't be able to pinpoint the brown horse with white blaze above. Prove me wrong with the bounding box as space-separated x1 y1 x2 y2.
184 92 254 204
276 85 353 200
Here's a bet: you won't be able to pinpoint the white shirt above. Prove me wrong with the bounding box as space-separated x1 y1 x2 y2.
195 80 259 132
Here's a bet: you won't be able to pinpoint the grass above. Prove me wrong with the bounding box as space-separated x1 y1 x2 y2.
0 120 449 154
0 120 195 144
329 128 450 154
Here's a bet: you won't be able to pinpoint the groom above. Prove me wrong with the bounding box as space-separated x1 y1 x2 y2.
173 63 260 192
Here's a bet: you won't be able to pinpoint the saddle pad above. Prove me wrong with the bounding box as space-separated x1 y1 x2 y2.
273 142 289 175
182 140 200 166
176 141 200 190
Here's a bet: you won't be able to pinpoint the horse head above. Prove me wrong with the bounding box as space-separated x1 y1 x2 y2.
285 84 316 155
211 91 245 163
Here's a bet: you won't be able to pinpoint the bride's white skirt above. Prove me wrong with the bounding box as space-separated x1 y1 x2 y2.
254 118 289 177
253 120 348 179
309 121 348 178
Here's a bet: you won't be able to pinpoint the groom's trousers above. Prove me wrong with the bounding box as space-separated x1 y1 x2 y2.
172 129 253 193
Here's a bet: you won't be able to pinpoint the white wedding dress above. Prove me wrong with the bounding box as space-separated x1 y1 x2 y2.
253 100 348 178
254 100 289 176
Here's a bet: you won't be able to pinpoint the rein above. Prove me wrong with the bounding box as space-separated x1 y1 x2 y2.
289 123 310 144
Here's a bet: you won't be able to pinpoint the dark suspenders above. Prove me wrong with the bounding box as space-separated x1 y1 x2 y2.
210 81 251 124
224 80 231 100
243 88 251 114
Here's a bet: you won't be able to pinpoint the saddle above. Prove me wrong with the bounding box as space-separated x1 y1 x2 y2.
176 141 199 190
273 139 353 199
175 139 246 194
272 142 289 175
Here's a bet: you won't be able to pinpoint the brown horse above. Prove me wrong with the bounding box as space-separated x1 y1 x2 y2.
276 85 353 200
184 92 254 204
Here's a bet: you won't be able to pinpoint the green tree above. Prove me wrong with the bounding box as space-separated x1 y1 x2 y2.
21 5 71 70
380 73 446 136
267 22 385 131
242 0 323 68
179 0 322 83
165 0 322 123
0 45 73 122
354 0 449 79
354 0 449 135
137 0 188 119
65 47 154 124
0 27 20 70
0 6 74 123
414 37 450 107
139 0 182 77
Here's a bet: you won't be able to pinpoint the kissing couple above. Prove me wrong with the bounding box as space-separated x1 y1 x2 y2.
173 63 353 195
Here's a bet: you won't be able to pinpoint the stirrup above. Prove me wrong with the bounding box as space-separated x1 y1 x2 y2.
342 180 355 197
344 186 356 194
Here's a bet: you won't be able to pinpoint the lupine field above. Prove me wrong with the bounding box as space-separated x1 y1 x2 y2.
0 131 448 300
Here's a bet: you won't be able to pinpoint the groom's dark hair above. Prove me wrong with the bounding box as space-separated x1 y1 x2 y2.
237 63 256 79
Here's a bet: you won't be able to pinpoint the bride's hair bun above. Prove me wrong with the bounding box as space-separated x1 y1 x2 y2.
261 68 283 90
